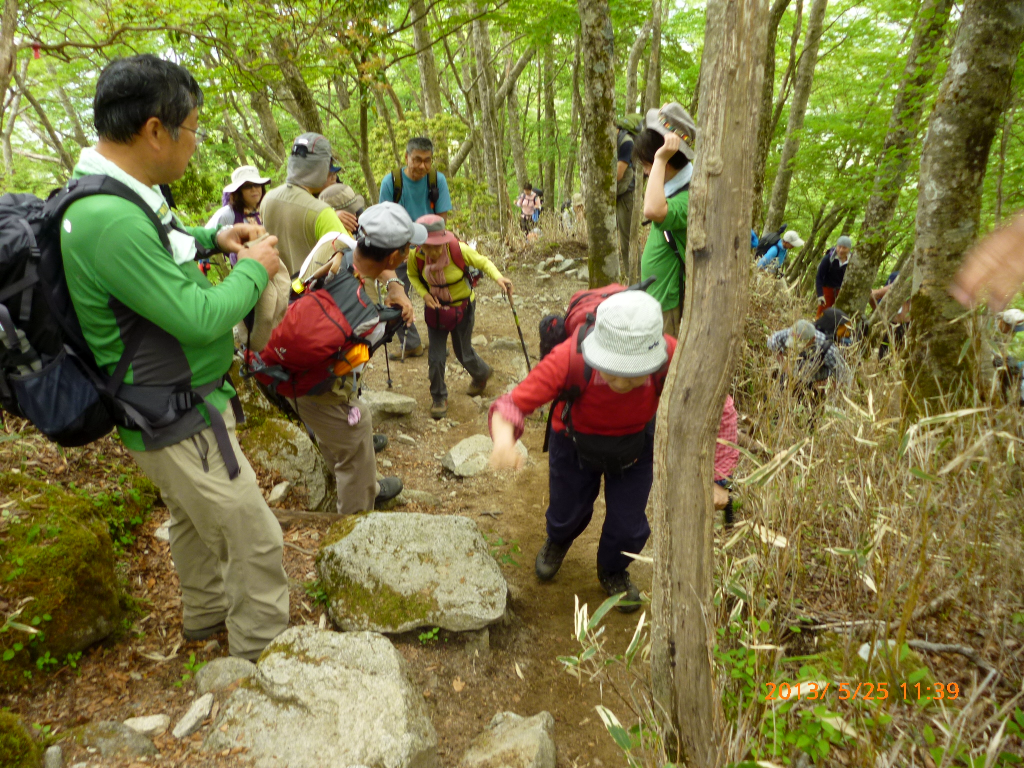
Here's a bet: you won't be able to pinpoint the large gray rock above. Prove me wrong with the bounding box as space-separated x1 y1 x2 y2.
240 418 335 512
75 721 157 758
443 434 527 477
460 712 556 768
316 513 507 633
203 627 437 768
362 390 417 421
194 656 256 696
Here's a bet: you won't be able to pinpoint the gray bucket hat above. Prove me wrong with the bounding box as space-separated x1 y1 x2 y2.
356 202 428 250
645 102 697 160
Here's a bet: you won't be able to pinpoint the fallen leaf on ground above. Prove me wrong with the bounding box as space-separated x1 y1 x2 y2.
452 677 466 692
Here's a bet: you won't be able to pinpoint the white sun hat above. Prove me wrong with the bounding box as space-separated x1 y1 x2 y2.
997 308 1024 330
581 291 668 378
223 165 271 194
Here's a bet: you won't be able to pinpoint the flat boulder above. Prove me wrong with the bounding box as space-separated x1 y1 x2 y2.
239 418 335 512
316 513 507 633
460 712 556 768
203 627 437 768
194 656 256 695
443 435 527 477
362 390 417 421
74 721 157 758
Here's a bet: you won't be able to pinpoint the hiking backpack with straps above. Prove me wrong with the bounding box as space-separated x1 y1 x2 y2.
413 238 482 332
0 175 236 452
391 168 440 211
754 223 787 258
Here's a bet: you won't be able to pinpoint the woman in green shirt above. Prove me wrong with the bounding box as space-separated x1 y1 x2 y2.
633 102 696 337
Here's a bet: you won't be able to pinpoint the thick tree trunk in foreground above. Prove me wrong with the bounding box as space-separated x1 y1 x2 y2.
838 0 953 317
578 0 620 285
751 0 792 230
906 0 1024 413
651 0 765 762
411 0 443 120
762 0 828 234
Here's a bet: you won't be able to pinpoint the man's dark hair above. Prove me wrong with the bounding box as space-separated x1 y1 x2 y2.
522 181 533 191
406 136 434 155
632 128 690 170
356 239 409 263
94 55 204 143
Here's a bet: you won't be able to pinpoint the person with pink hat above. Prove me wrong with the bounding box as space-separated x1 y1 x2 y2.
409 215 513 419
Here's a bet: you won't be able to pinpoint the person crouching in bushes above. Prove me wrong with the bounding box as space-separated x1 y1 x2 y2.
409 214 513 420
487 291 739 612
768 318 852 390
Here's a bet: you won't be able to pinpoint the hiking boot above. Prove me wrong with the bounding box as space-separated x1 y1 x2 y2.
373 433 388 453
430 397 448 420
390 344 425 360
597 565 642 613
723 497 736 529
374 476 403 505
467 365 493 396
535 538 570 581
183 620 226 641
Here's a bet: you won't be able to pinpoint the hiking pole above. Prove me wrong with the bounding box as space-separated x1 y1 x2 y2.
507 293 532 372
384 342 394 388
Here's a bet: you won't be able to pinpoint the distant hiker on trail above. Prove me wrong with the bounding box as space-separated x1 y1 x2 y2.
767 319 852 388
515 181 541 234
815 235 852 318
488 291 739 612
380 136 453 361
633 102 696 337
614 116 641 262
756 230 805 273
319 182 366 234
206 165 270 231
408 215 512 420
63 55 288 659
260 134 352 277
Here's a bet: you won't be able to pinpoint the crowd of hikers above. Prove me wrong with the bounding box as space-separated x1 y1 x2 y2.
0 53 1021 662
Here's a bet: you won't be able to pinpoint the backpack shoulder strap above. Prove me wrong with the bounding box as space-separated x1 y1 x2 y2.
53 175 172 254
448 238 466 273
391 168 403 203
564 323 595 398
427 169 440 209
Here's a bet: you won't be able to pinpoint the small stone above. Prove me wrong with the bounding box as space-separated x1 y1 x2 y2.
460 711 556 768
76 721 157 758
123 714 170 738
195 657 256 696
362 390 417 421
464 628 490 657
401 489 442 508
472 335 488 347
488 337 521 353
267 481 291 505
443 435 527 477
43 745 63 768
397 433 417 446
202 639 220 654
154 522 170 542
172 693 214 739
537 273 552 282
576 265 590 283
129 671 142 681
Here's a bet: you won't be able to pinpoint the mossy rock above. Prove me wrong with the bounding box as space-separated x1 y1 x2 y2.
0 473 150 692
238 418 336 512
0 711 40 768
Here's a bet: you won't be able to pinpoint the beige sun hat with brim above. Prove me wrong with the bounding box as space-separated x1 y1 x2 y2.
580 292 668 378
235 258 290 353
644 102 697 160
319 183 366 215
224 165 271 195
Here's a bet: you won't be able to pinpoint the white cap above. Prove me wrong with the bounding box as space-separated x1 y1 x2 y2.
580 292 667 377
998 308 1024 328
223 165 271 194
782 230 805 248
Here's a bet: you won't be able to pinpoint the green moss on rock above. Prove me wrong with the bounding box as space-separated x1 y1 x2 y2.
317 565 438 632
0 711 40 768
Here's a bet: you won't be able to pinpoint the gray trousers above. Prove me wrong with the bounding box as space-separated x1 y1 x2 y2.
616 189 635 264
395 262 422 350
427 300 490 399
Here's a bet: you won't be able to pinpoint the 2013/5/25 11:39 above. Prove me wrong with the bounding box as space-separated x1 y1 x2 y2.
764 681 960 701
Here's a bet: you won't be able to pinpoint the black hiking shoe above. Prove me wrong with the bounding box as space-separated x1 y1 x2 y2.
723 497 736 529
535 538 570 581
597 565 642 613
374 476 403 506
183 620 226 641
373 433 388 453
430 397 448 420
467 364 493 396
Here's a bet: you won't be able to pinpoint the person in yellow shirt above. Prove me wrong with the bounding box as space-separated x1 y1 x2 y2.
410 215 513 419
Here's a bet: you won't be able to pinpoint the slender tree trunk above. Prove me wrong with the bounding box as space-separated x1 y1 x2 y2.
543 48 557 206
625 19 654 114
472 13 503 232
906 0 1024 413
838 0 953 317
0 0 18 133
14 69 73 172
1 59 24 182
751 0 793 230
507 86 529 187
373 87 403 166
762 0 827 233
357 84 379 204
270 37 324 134
560 37 582 201
410 0 443 120
45 62 88 148
645 0 663 110
250 89 286 165
995 99 1014 225
578 0 620 285
652 0 766 762
221 110 249 166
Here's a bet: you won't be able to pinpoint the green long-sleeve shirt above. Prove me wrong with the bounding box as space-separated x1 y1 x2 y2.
61 182 268 450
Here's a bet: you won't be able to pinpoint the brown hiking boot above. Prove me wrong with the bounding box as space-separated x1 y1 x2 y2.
466 365 493 396
430 397 448 419
390 344 425 360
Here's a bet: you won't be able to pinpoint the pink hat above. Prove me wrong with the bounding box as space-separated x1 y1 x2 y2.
417 214 454 246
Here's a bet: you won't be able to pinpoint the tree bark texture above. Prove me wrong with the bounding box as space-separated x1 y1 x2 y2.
838 0 953 317
270 37 323 135
751 0 792 230
410 0 443 120
507 85 529 187
906 0 1024 411
357 86 378 204
543 48 557 206
577 0 620 285
250 88 286 166
762 0 828 234
644 0 663 111
651 0 766 762
625 19 653 114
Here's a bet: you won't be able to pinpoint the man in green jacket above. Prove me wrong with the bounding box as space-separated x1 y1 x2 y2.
61 55 289 660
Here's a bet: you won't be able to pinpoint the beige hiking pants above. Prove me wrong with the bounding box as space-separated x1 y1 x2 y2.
129 407 289 661
295 394 376 516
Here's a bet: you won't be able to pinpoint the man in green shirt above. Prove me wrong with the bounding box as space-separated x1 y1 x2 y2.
62 55 289 660
633 102 696 338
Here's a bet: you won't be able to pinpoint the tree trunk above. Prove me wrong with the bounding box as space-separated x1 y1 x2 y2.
0 0 17 133
543 48 557 207
45 62 89 148
221 110 249 166
14 69 74 173
561 37 582 201
373 87 403 166
838 0 953 317
762 0 827 234
906 0 1024 412
625 19 654 114
250 88 286 166
1 59 24 182
410 0 443 120
507 85 529 187
644 0 663 110
357 84 378 204
472 12 503 231
995 102 1014 225
577 0 620 285
270 37 324 134
651 0 766 762
751 0 792 230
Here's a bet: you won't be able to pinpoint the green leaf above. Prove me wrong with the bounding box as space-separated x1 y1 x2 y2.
910 466 940 482
587 594 624 632
606 724 633 751
908 667 929 684
923 725 935 746
2 650 14 661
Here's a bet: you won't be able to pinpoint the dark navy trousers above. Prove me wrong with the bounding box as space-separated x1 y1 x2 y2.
544 422 654 573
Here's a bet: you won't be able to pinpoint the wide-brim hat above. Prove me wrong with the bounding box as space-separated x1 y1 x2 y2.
644 102 696 160
320 183 366 215
580 292 668 378
416 214 455 246
224 165 271 194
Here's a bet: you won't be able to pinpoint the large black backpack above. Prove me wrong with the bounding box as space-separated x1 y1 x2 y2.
755 224 787 258
0 175 171 446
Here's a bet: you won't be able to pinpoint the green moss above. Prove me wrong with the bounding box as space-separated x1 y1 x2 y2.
0 711 40 768
317 564 438 631
319 514 366 549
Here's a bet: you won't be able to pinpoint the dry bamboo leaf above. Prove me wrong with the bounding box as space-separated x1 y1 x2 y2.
750 523 788 548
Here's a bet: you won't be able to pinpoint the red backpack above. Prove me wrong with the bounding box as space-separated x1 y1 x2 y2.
412 238 482 291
